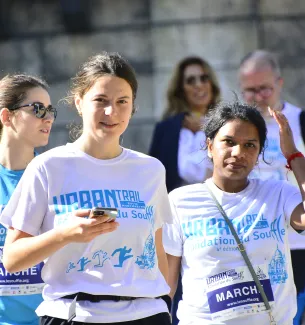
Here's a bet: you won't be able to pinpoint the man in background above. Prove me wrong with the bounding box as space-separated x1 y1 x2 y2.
238 49 305 325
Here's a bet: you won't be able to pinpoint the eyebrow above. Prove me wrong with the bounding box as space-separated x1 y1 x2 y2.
223 135 258 142
92 94 131 99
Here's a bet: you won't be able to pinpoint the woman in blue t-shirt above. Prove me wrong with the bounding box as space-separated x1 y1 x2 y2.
0 74 56 325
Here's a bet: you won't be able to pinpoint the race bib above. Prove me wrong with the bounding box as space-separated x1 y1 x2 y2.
0 254 44 296
206 264 274 322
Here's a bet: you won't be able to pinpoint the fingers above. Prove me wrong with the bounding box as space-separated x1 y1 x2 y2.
74 211 114 224
89 215 112 223
74 209 91 218
91 221 119 235
85 215 116 228
268 106 290 131
77 219 119 242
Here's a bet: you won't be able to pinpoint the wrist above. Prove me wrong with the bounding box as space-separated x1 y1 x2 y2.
54 227 71 246
285 151 304 171
284 148 299 159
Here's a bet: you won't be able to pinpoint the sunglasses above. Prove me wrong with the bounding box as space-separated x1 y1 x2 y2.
10 102 57 120
185 74 210 86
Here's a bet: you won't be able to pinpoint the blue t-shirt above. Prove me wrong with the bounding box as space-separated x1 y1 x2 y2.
0 164 43 325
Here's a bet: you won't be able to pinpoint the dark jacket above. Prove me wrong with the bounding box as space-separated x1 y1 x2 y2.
149 113 186 193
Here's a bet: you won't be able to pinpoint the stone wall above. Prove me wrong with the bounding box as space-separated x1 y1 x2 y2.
1 0 305 153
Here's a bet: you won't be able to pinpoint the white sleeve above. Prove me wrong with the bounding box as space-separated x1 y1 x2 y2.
162 193 183 257
153 164 173 230
281 181 302 223
0 159 48 236
178 128 212 184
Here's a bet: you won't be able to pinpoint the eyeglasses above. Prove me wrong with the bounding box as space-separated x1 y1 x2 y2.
185 74 210 86
10 102 57 120
242 86 274 99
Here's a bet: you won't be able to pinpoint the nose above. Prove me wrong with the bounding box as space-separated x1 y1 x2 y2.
231 145 245 158
195 78 205 88
43 112 55 122
253 92 265 102
104 105 114 116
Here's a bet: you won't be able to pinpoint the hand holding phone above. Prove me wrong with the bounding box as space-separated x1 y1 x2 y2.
89 207 118 222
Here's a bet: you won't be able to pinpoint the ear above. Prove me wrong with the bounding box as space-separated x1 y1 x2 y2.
0 108 12 126
74 95 82 116
278 77 284 90
207 137 213 158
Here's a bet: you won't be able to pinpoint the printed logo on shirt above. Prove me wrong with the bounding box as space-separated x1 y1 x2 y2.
53 189 145 214
59 195 157 274
268 246 288 285
0 204 5 213
251 137 287 181
182 213 285 248
0 224 6 246
53 190 155 225
135 233 156 269
65 238 156 273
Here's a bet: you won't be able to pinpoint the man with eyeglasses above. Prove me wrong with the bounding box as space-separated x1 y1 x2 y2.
239 49 305 325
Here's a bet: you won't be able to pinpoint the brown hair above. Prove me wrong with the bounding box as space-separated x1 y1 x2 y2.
0 74 48 138
65 52 138 140
162 56 221 119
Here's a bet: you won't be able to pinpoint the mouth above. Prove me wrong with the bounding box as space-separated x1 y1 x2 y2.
226 162 246 170
193 91 207 100
99 122 119 128
40 128 50 134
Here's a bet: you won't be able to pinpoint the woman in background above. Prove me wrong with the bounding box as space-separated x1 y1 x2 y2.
0 74 56 325
149 56 221 324
149 56 221 192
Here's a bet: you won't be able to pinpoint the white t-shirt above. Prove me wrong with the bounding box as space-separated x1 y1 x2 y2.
250 102 305 250
178 128 213 184
163 178 302 325
0 144 173 323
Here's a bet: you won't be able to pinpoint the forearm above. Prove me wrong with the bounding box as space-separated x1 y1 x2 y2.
3 227 69 273
289 156 305 229
167 254 181 299
155 228 169 283
291 156 305 201
158 249 169 283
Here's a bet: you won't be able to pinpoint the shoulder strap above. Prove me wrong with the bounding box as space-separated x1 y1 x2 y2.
204 183 276 324
300 110 305 145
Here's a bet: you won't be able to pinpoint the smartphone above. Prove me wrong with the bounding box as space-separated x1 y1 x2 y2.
89 207 118 222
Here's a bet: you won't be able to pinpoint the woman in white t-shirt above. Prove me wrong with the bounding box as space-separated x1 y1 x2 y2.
163 101 305 325
0 52 172 325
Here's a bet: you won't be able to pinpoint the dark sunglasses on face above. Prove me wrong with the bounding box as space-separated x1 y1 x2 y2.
185 74 210 86
10 102 57 120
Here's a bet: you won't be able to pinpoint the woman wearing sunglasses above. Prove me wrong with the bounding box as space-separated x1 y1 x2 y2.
0 74 56 325
149 56 221 192
149 56 221 325
0 52 172 325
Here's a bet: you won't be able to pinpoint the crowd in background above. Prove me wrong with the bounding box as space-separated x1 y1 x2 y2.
0 48 305 325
